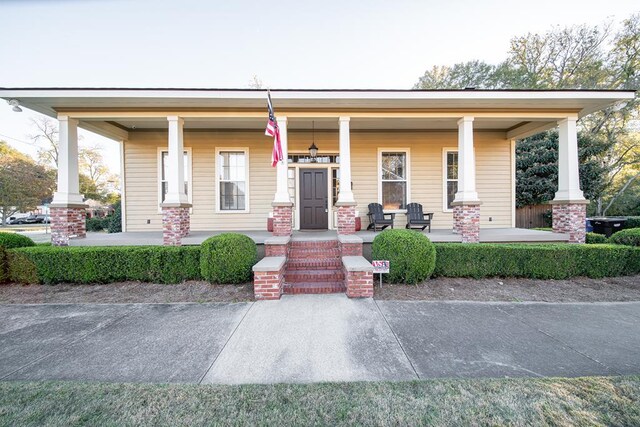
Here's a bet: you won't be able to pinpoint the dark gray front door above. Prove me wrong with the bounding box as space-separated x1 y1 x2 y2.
300 169 328 230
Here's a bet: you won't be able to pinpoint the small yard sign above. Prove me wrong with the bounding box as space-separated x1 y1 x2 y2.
372 260 390 273
372 260 390 289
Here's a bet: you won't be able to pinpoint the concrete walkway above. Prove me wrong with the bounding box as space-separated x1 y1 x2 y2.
1 296 638 384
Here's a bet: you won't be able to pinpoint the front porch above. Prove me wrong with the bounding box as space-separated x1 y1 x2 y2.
68 228 569 246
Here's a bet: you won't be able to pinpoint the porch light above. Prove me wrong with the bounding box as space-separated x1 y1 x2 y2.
308 120 318 161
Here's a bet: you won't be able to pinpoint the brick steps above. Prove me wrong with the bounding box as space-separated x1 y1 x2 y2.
283 239 344 294
285 258 343 270
285 269 345 283
283 282 346 294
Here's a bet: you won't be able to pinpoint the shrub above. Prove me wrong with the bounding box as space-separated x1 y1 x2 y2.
586 232 608 244
200 233 257 284
625 217 640 229
0 232 36 249
86 217 106 232
7 245 201 285
609 228 640 247
108 202 122 233
372 229 436 284
0 246 6 283
433 243 640 279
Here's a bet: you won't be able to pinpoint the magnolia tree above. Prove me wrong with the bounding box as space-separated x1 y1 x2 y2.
415 13 640 215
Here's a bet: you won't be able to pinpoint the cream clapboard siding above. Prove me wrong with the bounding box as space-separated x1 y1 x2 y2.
124 130 513 231
125 131 276 232
350 131 513 229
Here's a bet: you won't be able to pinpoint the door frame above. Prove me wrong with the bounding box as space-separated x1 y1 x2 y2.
291 163 336 231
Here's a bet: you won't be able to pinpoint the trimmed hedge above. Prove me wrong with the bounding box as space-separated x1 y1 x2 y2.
7 246 201 285
372 229 436 284
200 233 257 284
625 217 640 229
0 233 36 249
433 243 640 279
586 232 608 244
0 246 6 283
609 228 640 247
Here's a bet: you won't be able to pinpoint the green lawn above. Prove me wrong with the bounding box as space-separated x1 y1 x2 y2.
1 376 639 426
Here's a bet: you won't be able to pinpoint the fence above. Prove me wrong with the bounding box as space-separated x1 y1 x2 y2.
516 204 551 229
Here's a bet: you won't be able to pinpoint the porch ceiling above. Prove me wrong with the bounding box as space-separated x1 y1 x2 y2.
94 116 533 132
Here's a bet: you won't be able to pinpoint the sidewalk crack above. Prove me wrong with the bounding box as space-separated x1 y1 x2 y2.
198 301 255 384
374 299 420 380
495 306 622 376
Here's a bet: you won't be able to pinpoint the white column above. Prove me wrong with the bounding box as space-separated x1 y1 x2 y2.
51 115 84 205
554 118 585 201
336 116 355 204
163 116 189 205
452 116 479 203
272 116 291 203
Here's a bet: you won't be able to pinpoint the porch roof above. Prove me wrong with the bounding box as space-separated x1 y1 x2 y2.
1 87 635 141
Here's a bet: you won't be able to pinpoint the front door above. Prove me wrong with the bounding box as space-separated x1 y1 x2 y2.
300 169 328 230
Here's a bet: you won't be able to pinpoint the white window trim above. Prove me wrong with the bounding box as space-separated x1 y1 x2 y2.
377 148 411 213
215 147 250 214
157 147 192 214
442 147 458 213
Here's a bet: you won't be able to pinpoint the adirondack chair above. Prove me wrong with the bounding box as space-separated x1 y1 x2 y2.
405 203 433 232
367 203 395 231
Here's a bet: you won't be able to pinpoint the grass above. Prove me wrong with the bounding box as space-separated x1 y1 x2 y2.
0 377 639 426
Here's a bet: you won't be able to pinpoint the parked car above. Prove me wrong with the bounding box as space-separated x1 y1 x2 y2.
35 215 50 224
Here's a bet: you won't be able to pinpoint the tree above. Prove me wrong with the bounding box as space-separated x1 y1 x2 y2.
516 131 609 208
0 141 55 226
414 13 640 215
29 118 117 203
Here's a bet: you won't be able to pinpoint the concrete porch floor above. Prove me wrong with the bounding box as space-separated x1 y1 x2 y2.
65 228 570 246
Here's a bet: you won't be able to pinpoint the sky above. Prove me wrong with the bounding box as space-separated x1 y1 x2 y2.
1 0 639 174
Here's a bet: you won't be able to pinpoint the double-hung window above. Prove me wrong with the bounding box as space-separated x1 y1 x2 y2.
217 149 249 212
444 150 458 210
379 151 408 210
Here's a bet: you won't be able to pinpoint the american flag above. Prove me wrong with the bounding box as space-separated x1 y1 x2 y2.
265 91 283 167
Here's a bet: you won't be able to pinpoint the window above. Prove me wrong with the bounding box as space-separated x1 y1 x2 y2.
159 150 190 203
444 150 458 210
379 151 408 210
332 168 340 205
217 150 249 211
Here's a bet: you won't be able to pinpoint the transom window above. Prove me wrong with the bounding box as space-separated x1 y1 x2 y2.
160 151 189 203
380 151 408 210
217 150 248 211
445 150 459 210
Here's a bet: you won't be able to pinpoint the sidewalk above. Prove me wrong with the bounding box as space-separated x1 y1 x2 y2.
1 296 638 384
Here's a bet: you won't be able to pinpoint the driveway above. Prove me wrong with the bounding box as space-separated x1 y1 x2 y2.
1 297 638 384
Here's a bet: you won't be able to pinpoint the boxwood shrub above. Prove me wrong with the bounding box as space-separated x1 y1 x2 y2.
609 228 640 247
624 217 640 229
7 245 201 285
433 243 640 279
0 246 6 283
372 229 436 284
0 233 36 249
200 233 257 284
586 232 608 244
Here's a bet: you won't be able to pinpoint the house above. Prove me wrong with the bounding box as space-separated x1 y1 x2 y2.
1 88 635 248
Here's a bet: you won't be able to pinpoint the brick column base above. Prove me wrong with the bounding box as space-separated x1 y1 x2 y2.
336 203 357 235
253 257 286 300
50 206 87 246
346 270 374 298
264 236 291 257
452 203 480 243
272 203 293 236
338 235 363 256
551 201 587 243
162 206 190 246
